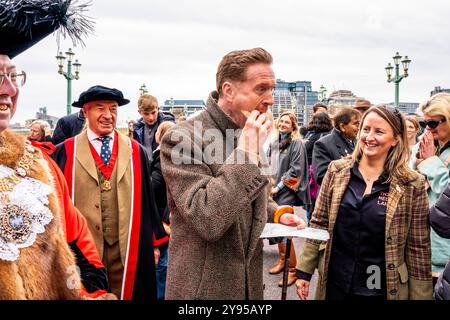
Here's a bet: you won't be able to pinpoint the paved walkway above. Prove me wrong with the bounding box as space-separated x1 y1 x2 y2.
262 206 319 300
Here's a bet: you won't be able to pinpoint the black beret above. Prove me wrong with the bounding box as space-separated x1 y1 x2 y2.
72 85 130 108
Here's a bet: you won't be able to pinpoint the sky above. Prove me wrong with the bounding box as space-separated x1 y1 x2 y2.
10 0 450 125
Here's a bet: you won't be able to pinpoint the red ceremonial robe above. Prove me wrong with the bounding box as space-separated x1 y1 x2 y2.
52 132 168 300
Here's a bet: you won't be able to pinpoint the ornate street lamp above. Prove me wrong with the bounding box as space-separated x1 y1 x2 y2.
385 52 411 108
56 48 81 115
139 83 148 96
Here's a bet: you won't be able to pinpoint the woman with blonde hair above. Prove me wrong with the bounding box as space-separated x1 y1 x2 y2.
296 105 432 300
28 119 52 142
405 116 420 149
410 92 450 287
267 111 310 287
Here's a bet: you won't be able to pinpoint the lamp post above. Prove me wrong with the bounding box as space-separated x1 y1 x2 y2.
56 48 81 115
139 83 148 96
385 52 411 108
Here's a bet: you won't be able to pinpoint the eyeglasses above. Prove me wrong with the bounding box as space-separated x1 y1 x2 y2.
0 71 27 88
419 119 445 129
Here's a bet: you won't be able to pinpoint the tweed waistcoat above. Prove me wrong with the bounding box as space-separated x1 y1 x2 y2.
96 165 119 246
72 131 134 263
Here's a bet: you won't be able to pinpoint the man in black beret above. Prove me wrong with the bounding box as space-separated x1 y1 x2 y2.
53 85 169 300
0 0 112 299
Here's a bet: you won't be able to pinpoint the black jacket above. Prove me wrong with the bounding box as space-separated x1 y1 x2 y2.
304 130 330 166
52 110 86 145
312 128 355 185
132 111 175 152
431 183 450 300
150 148 170 224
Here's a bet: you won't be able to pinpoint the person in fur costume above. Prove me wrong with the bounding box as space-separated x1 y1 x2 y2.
0 0 111 299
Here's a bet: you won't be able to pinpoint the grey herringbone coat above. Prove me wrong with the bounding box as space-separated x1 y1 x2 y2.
160 91 277 300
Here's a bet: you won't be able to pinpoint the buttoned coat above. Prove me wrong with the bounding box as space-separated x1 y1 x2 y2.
160 91 277 300
297 158 433 300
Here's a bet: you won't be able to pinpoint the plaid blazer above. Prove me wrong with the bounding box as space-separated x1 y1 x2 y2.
297 158 433 300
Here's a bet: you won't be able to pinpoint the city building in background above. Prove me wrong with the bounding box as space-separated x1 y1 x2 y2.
327 90 364 107
32 107 59 128
11 107 60 135
272 79 319 126
430 86 450 96
321 89 365 116
160 98 206 120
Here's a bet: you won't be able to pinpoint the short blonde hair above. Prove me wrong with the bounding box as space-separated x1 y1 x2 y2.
29 120 50 136
420 92 450 124
138 94 159 112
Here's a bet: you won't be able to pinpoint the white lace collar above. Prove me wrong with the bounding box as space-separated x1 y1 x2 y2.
0 165 53 261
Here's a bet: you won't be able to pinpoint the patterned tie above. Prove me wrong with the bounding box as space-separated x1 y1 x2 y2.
98 136 112 166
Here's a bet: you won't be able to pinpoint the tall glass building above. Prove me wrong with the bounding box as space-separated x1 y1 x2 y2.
272 79 318 126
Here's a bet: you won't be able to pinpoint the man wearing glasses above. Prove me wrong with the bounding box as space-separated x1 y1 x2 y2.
0 0 111 299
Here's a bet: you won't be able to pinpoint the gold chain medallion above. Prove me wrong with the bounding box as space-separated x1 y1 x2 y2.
0 204 32 244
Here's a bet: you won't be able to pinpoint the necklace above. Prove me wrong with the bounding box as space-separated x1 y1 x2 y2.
0 142 54 261
0 143 36 204
363 175 379 183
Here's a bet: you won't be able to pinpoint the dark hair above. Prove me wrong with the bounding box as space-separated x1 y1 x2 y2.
334 107 361 130
312 103 328 113
216 48 273 96
306 112 333 132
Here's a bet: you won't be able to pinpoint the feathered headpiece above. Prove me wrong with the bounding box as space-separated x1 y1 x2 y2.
0 0 94 58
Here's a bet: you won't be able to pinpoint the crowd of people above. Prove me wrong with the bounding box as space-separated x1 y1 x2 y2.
1 0 449 301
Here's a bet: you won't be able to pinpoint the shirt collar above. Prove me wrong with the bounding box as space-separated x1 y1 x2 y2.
351 162 389 185
86 127 115 142
335 128 355 148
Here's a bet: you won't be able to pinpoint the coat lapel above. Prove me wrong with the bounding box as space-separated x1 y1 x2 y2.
385 179 405 236
116 131 132 183
116 132 133 265
328 165 351 229
76 131 99 184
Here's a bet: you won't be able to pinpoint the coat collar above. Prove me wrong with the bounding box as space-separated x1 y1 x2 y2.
76 130 99 183
116 132 132 183
205 91 239 135
331 129 354 154
0 129 26 168
76 130 131 184
328 158 409 235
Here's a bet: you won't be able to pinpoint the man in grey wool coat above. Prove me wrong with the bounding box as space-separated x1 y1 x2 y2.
160 47 306 300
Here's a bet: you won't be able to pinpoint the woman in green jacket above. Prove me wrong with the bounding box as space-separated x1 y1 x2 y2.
410 92 450 286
